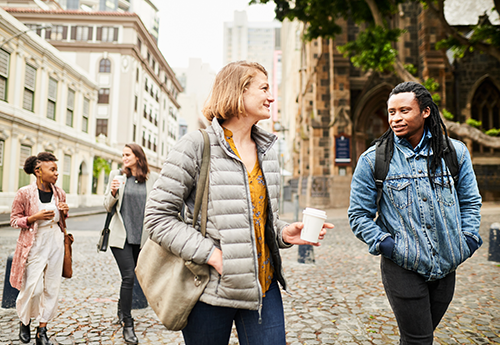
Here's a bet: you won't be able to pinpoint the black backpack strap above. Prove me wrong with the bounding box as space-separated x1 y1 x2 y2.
374 138 392 212
443 137 459 186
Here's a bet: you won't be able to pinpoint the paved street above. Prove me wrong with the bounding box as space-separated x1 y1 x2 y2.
0 205 499 345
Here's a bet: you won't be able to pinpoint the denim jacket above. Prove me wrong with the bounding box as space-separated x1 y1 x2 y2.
348 130 482 281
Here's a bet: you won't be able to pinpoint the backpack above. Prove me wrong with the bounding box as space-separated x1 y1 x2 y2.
374 136 459 210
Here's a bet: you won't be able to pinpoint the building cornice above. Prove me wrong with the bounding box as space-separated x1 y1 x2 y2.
4 7 183 93
0 107 121 157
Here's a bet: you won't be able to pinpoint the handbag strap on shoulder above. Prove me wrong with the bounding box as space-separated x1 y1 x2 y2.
192 129 210 237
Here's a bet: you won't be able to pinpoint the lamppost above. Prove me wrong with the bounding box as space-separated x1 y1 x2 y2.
273 121 288 212
0 24 52 49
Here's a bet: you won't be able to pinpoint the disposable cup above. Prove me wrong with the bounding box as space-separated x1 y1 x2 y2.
300 207 327 243
114 175 126 187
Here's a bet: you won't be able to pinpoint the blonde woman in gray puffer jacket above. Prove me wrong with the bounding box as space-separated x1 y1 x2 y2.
144 61 333 345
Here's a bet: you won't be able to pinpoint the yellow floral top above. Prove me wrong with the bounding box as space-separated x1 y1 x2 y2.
224 128 274 296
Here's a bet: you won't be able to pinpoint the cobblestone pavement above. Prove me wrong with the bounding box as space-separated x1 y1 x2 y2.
0 206 499 345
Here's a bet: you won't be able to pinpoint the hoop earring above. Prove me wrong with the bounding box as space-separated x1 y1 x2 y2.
39 169 44 185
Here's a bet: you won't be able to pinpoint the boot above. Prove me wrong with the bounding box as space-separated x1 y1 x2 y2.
19 321 30 343
123 317 138 344
36 326 53 345
117 299 124 325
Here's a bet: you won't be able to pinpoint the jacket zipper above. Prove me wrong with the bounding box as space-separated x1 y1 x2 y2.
217 138 263 312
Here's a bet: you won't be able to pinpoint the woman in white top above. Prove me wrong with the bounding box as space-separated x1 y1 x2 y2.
10 152 69 345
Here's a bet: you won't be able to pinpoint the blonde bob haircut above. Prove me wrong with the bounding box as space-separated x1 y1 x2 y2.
203 61 268 122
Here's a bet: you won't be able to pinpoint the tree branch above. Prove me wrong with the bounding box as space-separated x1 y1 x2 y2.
424 0 500 61
364 0 384 26
444 118 500 148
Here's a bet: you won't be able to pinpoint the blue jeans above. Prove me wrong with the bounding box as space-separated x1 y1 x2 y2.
182 280 286 345
381 257 456 345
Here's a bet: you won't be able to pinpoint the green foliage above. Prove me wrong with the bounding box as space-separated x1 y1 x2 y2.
466 118 482 128
93 157 111 179
423 78 439 93
422 78 441 105
432 93 441 106
485 128 500 136
404 63 417 76
442 109 454 120
435 19 500 60
337 26 404 72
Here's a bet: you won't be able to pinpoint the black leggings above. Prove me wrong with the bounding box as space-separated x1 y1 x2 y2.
111 242 141 320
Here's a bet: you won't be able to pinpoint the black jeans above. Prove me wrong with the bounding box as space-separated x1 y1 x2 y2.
111 241 141 320
380 257 456 345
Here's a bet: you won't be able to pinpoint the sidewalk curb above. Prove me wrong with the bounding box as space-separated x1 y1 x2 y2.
0 209 106 227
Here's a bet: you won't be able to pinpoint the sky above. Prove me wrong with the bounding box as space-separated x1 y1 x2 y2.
156 0 278 72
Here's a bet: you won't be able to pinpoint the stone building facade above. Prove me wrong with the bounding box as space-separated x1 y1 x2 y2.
282 3 500 208
0 8 116 212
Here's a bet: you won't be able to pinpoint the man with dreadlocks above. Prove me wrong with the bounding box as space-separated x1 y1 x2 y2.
348 81 482 344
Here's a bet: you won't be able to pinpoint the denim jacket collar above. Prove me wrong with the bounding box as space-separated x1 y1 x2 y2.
394 128 432 158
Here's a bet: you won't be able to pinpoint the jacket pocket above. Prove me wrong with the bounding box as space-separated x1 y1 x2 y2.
386 178 412 209
434 176 456 207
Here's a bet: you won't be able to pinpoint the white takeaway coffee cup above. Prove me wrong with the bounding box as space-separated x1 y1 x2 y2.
300 207 327 243
114 174 126 187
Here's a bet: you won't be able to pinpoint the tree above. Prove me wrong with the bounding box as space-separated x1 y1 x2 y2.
252 0 500 148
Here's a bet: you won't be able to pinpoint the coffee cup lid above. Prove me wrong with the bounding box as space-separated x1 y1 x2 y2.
303 207 327 219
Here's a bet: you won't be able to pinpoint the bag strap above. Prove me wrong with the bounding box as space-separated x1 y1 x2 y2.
374 137 392 213
192 129 211 237
443 137 459 186
104 203 117 230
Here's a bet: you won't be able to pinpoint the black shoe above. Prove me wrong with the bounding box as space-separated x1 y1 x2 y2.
19 321 30 343
117 299 124 325
123 317 138 344
36 326 53 345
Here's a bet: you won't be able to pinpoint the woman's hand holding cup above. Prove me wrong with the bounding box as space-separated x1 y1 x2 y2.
282 221 334 246
111 175 125 197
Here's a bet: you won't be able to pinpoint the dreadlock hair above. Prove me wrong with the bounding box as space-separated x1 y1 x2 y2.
375 81 452 188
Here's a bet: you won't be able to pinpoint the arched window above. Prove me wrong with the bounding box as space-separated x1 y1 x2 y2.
471 79 500 154
99 58 111 73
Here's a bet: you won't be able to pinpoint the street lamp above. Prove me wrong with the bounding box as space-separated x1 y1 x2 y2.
273 121 288 212
0 24 52 49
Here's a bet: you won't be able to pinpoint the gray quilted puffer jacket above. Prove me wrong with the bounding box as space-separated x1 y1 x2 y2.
144 118 292 310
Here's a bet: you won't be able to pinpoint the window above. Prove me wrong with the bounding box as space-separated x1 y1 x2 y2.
142 130 146 146
134 95 138 111
71 26 93 41
0 49 10 101
96 27 118 42
47 77 58 120
96 119 108 137
137 37 142 50
136 68 139 82
45 25 68 40
144 79 148 92
0 140 3 191
66 89 75 127
23 64 36 111
18 145 31 188
98 88 109 104
99 58 111 73
82 97 89 133
63 154 71 193
143 104 147 118
132 124 136 142
26 24 42 36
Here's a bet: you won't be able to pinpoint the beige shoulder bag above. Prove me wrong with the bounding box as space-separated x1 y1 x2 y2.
135 129 210 331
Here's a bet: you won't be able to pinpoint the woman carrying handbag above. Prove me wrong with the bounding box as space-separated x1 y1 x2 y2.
10 152 69 345
144 61 334 344
103 143 158 344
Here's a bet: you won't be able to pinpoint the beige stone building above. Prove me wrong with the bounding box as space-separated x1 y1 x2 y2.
5 4 183 175
0 7 117 212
